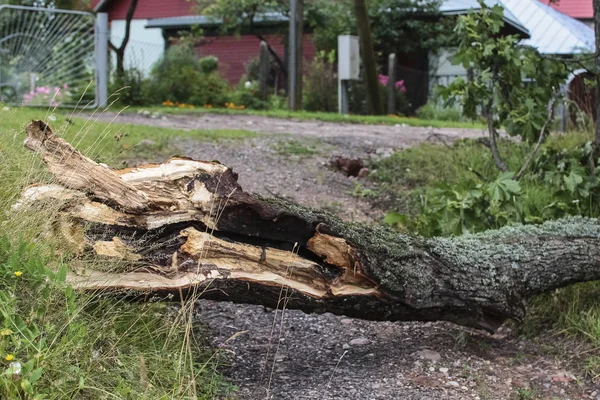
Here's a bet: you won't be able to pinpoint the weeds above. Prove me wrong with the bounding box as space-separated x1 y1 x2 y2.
0 104 233 398
368 132 600 380
274 139 319 157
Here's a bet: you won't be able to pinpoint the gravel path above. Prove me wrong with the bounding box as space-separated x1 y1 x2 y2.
97 111 599 399
96 112 486 222
199 301 598 400
95 111 487 147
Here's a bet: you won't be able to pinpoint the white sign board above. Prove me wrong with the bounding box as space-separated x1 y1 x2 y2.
338 35 360 80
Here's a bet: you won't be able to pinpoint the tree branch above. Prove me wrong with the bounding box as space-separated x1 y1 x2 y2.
486 99 509 172
18 120 600 334
514 99 555 181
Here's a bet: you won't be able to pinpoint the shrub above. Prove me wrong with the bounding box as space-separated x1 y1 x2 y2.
416 102 463 122
347 79 409 116
375 132 600 237
147 45 230 106
199 55 219 73
303 50 338 112
230 79 269 110
245 55 280 88
110 68 152 106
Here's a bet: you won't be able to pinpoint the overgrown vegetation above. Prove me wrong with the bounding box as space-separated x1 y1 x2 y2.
438 0 567 174
369 133 600 378
0 106 247 398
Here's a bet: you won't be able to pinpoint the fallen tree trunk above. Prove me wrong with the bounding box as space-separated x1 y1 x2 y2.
18 120 600 333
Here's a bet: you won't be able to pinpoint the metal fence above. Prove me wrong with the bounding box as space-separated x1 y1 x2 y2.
0 5 97 107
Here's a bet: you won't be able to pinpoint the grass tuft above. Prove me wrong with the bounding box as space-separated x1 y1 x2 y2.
0 105 234 398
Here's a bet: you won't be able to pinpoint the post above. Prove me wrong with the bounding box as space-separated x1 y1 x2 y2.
259 41 269 101
95 12 109 108
338 80 349 114
337 35 359 114
288 0 297 110
558 83 569 133
387 53 396 115
295 0 303 109
29 73 36 95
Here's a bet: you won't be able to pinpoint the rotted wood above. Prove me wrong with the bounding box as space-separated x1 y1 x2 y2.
18 120 600 333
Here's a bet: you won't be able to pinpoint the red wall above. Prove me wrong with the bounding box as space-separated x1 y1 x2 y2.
95 0 194 20
195 34 316 84
540 0 593 19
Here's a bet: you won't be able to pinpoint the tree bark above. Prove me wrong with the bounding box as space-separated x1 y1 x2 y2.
19 121 600 333
109 0 138 79
593 0 600 165
354 0 383 115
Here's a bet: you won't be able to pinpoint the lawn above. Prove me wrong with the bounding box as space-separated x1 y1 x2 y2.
0 106 259 168
127 105 485 129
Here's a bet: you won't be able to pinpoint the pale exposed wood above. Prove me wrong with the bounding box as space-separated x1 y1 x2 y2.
25 120 151 212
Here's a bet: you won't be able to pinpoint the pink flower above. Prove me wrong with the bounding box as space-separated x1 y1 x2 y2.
54 87 59 92
395 80 406 93
62 83 68 89
378 74 389 86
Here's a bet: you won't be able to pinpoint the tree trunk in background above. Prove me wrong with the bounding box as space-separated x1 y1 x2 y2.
295 0 304 109
593 0 600 164
353 0 383 115
20 120 600 334
108 0 138 79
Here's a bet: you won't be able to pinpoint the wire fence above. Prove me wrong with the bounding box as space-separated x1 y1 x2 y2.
110 36 165 77
0 5 96 107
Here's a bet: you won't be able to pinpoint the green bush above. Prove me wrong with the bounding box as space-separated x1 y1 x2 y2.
346 78 409 116
374 132 600 237
147 45 230 106
245 55 280 88
199 55 219 73
416 102 463 122
110 68 152 106
303 50 338 112
230 79 269 110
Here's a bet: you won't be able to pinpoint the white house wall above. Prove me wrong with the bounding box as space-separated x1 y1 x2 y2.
429 48 467 97
109 19 165 76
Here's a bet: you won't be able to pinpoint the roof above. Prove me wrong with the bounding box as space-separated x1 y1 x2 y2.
145 13 289 30
539 0 593 20
440 0 529 37
92 0 108 12
145 0 530 38
502 0 594 54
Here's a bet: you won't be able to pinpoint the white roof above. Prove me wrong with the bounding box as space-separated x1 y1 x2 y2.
441 0 529 36
501 0 594 54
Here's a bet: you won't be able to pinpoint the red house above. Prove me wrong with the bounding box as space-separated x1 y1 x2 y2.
540 0 593 26
92 0 315 84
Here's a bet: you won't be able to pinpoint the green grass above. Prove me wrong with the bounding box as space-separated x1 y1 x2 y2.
1 107 259 167
273 139 320 156
0 106 236 398
127 106 486 129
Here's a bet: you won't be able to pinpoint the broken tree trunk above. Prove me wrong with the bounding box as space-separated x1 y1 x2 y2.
18 120 600 333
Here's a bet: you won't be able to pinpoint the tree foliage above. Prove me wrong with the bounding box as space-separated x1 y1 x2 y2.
310 0 453 54
438 1 567 144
